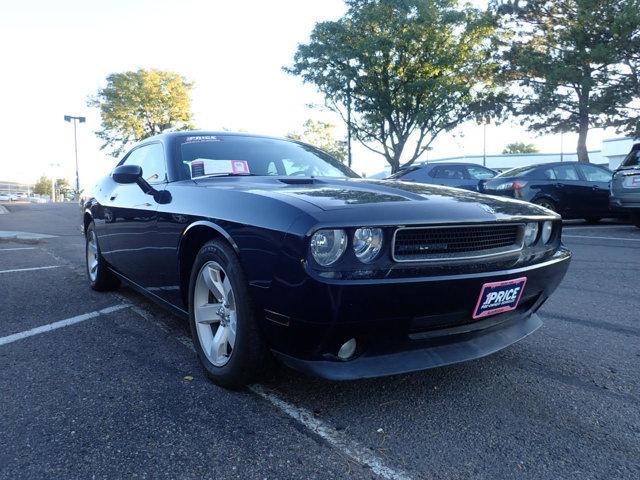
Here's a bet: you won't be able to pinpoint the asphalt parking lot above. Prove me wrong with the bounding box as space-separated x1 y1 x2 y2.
1 203 639 480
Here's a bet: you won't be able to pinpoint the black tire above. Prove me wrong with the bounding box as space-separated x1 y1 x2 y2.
188 239 271 389
85 222 120 291
534 198 558 213
585 217 601 224
631 212 640 228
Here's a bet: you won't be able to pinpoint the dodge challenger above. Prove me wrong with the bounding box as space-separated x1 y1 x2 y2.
82 131 571 388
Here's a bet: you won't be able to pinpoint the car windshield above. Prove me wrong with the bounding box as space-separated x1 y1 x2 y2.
621 146 640 167
178 135 357 179
496 166 536 178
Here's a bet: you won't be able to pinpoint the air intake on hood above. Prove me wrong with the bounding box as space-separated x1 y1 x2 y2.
278 178 316 185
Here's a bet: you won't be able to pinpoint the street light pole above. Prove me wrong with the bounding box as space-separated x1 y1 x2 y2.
64 115 86 199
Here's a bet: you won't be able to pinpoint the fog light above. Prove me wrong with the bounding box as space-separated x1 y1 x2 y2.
338 338 357 360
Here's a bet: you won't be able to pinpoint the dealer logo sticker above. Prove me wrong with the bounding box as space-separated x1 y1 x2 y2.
473 277 527 319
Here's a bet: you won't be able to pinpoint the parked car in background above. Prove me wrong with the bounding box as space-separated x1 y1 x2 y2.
610 142 640 228
0 193 11 201
388 162 497 191
82 131 570 388
482 162 616 222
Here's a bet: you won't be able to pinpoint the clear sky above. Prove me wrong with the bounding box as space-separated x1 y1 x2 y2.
0 0 621 189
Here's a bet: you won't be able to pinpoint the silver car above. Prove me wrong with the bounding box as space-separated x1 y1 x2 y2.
610 142 640 228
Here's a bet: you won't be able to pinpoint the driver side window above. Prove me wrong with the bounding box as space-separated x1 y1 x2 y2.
122 143 167 184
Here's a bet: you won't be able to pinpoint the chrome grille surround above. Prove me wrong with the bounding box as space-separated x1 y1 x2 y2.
392 223 524 263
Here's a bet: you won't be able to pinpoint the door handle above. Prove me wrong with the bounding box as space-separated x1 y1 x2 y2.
592 185 600 190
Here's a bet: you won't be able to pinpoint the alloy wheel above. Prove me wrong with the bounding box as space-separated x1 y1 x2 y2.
194 261 237 367
87 230 99 282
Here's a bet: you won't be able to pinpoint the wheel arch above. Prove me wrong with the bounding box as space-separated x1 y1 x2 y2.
177 221 240 309
83 209 94 236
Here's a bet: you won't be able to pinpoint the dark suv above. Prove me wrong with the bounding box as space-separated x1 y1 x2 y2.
482 162 615 222
610 143 640 227
388 162 497 191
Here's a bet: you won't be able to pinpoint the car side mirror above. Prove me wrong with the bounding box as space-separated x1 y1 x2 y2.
112 165 142 184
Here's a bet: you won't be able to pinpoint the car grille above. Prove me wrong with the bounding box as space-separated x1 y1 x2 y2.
392 224 523 262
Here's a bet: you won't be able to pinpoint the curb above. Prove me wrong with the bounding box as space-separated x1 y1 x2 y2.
0 231 57 242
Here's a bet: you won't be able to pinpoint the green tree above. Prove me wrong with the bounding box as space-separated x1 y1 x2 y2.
33 176 52 196
502 141 539 154
287 119 348 162
493 0 640 162
55 178 73 198
287 0 502 173
89 69 194 157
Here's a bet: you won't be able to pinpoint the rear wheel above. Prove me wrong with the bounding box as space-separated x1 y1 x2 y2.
85 223 120 291
534 198 557 213
631 212 640 228
188 239 271 389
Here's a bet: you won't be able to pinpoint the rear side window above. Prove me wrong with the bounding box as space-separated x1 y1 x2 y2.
579 164 612 182
553 165 579 181
621 146 640 167
532 167 556 180
432 166 466 179
466 166 496 180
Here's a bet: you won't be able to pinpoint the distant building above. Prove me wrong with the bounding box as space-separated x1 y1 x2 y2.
0 181 32 195
369 136 636 178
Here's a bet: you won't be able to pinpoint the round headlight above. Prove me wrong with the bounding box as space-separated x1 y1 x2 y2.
524 222 539 246
310 229 347 266
353 227 383 263
541 221 553 244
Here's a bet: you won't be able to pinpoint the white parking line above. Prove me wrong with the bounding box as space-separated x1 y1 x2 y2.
249 384 414 480
563 234 640 242
0 247 37 251
0 304 131 347
0 265 61 274
125 304 413 480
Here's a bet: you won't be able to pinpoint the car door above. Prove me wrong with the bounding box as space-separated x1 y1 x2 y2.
101 142 167 287
551 164 583 217
577 164 613 217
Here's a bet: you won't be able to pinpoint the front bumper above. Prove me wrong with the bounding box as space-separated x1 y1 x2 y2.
260 248 571 380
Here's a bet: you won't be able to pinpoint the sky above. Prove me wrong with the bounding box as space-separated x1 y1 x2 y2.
0 0 623 189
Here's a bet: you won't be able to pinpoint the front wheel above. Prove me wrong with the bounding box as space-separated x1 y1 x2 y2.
631 212 640 229
85 223 120 291
188 239 272 389
534 198 557 213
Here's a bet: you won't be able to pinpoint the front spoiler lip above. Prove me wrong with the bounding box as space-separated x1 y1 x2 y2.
273 313 543 381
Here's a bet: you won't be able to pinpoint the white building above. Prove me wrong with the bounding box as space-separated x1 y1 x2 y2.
370 136 636 178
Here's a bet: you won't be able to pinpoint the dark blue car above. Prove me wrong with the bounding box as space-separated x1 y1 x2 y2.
389 162 497 191
83 132 570 388
482 162 616 222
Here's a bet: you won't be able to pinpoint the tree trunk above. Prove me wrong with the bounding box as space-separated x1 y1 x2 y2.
576 114 589 163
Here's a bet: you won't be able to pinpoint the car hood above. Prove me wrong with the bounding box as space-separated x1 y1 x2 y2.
194 177 553 222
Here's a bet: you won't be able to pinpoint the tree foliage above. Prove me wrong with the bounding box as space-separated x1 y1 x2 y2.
287 119 347 162
288 0 502 173
89 69 194 157
502 141 539 154
493 0 640 162
33 176 52 196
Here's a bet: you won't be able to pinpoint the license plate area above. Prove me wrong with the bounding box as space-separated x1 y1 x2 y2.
473 277 527 320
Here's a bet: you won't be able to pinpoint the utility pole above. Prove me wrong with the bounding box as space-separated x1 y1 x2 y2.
346 83 352 168
483 121 487 167
560 132 564 162
64 115 86 199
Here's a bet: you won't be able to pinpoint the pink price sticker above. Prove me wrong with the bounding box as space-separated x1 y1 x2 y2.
231 160 250 175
